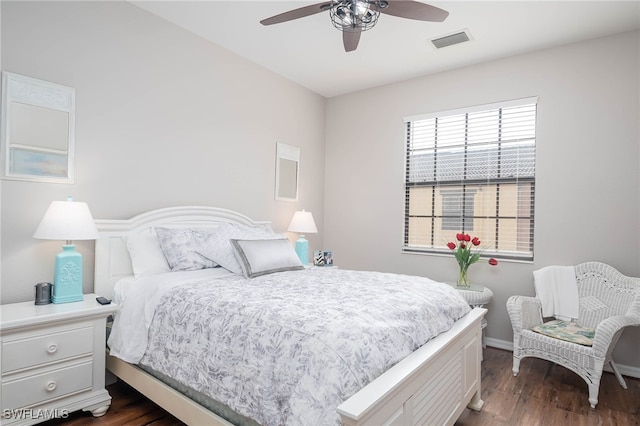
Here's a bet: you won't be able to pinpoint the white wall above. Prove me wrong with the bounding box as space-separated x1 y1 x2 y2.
0 1 3 287
0 1 326 303
2 1 638 370
324 31 640 368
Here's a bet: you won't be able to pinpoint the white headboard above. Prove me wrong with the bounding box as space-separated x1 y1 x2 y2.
94 206 269 299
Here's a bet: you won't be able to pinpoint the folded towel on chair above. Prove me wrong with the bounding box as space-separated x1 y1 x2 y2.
533 265 579 321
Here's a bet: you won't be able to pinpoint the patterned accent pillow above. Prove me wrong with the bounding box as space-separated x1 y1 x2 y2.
196 222 281 274
531 320 595 346
230 239 304 278
155 227 218 272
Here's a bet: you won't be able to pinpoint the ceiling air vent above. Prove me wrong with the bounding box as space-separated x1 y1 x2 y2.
431 30 471 49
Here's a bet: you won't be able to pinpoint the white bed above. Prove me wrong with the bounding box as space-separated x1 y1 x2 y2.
94 206 486 425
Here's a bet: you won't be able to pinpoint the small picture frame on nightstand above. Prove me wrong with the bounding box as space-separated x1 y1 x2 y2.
313 250 333 266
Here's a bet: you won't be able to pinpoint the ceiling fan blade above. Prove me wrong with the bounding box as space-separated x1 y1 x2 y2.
260 2 334 26
377 0 449 22
343 30 361 52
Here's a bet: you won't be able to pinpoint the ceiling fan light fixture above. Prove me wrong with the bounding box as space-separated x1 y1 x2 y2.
260 0 448 53
330 0 380 32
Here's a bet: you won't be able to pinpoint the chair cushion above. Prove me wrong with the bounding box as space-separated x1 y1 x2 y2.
531 320 595 346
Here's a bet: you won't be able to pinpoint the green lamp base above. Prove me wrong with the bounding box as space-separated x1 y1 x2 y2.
52 245 84 304
295 235 310 266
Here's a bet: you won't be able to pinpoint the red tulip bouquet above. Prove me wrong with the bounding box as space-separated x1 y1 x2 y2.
447 233 498 287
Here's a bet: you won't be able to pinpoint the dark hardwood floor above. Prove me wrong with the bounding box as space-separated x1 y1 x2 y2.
456 348 639 426
42 347 639 425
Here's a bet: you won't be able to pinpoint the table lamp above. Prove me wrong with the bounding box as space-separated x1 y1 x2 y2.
287 210 318 265
33 196 99 303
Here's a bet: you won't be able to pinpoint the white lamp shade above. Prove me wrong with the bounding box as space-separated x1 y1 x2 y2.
33 199 99 241
287 210 318 234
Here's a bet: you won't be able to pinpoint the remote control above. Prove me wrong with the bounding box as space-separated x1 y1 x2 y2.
96 296 111 305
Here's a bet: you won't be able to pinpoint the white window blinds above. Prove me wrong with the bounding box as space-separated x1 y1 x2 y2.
403 97 537 260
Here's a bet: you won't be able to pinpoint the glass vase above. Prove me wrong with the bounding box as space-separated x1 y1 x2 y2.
457 266 470 288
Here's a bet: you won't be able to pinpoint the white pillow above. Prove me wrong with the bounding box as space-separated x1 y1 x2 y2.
124 231 171 278
230 239 304 278
196 222 281 274
156 227 218 272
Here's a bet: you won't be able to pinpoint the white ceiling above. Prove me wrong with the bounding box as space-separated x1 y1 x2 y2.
132 1 640 98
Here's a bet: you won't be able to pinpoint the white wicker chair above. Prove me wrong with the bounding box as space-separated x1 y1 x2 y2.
506 262 640 408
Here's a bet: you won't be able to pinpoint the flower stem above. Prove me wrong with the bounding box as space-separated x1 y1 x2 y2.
457 266 470 288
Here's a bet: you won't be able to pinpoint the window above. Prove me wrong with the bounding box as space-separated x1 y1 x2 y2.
403 97 537 260
441 189 476 231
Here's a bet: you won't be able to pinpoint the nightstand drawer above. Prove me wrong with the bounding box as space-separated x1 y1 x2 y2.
2 361 93 410
2 327 94 373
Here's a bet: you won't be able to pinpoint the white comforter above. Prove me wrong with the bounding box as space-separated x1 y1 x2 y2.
109 268 470 425
108 268 234 362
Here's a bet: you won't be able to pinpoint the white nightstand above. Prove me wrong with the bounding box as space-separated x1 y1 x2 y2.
1 294 117 425
447 283 493 349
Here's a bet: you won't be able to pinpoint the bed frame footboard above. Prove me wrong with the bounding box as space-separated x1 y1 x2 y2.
338 307 486 425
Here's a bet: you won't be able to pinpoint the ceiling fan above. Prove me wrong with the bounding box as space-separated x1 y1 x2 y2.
260 0 449 52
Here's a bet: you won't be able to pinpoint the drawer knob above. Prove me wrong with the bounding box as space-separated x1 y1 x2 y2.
45 381 57 392
47 344 58 354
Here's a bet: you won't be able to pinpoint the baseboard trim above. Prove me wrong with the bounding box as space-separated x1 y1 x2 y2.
485 337 640 379
485 337 513 352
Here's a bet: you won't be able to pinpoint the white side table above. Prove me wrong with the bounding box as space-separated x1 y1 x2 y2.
448 283 493 349
1 294 117 425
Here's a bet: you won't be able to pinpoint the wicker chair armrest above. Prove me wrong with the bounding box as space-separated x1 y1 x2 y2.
507 295 543 331
592 315 640 358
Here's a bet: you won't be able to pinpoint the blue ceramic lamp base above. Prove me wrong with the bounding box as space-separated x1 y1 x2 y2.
52 244 84 304
295 235 310 266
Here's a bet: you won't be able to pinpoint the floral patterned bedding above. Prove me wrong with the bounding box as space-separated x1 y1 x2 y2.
127 268 471 425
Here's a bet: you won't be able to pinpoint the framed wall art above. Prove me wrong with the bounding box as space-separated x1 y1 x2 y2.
1 72 75 183
275 142 299 202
